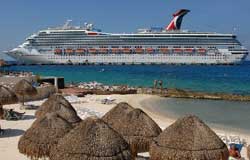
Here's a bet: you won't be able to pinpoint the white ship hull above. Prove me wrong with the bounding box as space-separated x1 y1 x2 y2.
8 51 246 65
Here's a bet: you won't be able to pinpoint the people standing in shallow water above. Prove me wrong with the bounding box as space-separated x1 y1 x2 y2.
158 80 163 90
153 80 158 89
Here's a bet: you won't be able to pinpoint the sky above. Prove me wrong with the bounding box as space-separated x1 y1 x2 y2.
0 0 250 60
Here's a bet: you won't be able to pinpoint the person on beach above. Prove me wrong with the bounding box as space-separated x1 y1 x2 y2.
0 124 3 135
153 80 158 89
229 144 241 159
0 105 4 119
158 80 163 90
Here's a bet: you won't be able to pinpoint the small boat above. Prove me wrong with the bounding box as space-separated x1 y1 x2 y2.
99 48 109 53
123 48 132 53
111 48 120 53
135 48 144 53
159 48 169 53
173 48 183 53
99 68 105 72
54 49 62 55
184 48 194 53
88 48 97 53
146 48 154 53
87 32 98 35
75 48 86 54
65 49 74 54
197 48 206 53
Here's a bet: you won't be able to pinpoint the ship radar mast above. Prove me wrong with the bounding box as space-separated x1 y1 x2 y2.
62 20 72 29
84 22 94 31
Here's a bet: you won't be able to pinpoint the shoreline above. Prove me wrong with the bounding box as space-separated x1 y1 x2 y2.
138 95 250 141
1 94 250 159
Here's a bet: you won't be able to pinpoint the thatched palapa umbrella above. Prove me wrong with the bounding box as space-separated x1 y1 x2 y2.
35 94 81 124
0 85 18 119
103 107 162 159
14 79 37 107
247 145 250 160
150 115 229 160
102 102 134 125
0 85 18 105
18 113 73 159
50 117 132 160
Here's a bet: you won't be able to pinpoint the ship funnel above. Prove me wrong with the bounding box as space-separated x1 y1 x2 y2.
166 9 190 31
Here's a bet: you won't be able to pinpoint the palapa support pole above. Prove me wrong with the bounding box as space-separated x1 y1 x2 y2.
247 145 250 160
20 95 25 110
54 77 59 93
0 104 4 119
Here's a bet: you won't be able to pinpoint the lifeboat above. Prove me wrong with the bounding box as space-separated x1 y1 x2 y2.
146 48 154 53
87 32 98 36
111 48 120 53
75 48 85 54
54 49 62 55
159 48 169 53
123 48 132 53
173 48 183 53
65 49 74 54
184 48 194 53
99 48 109 53
135 48 144 53
197 48 206 53
88 48 97 54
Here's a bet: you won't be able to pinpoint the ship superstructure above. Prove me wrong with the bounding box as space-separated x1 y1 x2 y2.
7 9 248 64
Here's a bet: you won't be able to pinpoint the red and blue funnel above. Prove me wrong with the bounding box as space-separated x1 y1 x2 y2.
166 9 190 31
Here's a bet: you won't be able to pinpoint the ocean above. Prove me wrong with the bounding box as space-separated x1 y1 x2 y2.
4 61 250 95
142 97 250 133
4 61 250 132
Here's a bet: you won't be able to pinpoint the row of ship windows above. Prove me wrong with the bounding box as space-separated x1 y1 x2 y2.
49 53 226 57
37 46 237 51
32 38 238 43
35 35 235 39
30 43 238 47
38 33 235 38
48 56 226 60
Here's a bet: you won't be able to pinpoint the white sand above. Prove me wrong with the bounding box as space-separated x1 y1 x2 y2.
0 94 249 159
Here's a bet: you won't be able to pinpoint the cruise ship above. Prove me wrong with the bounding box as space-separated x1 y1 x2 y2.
7 9 249 65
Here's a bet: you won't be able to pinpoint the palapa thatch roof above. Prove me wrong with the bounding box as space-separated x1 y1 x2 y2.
14 79 37 96
102 102 134 125
35 94 81 124
0 85 18 105
50 117 132 160
247 145 250 159
104 107 162 157
150 115 229 160
18 113 73 160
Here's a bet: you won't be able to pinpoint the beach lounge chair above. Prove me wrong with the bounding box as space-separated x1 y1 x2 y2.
218 134 230 145
229 135 242 144
3 109 25 121
101 96 116 105
65 95 85 104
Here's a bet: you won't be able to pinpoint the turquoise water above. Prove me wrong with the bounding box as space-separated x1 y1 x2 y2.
142 97 250 133
4 61 250 94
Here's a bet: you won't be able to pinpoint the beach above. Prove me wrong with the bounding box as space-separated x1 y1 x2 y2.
1 94 250 159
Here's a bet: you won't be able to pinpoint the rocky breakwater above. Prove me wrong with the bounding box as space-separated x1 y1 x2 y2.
137 87 250 102
61 82 137 96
